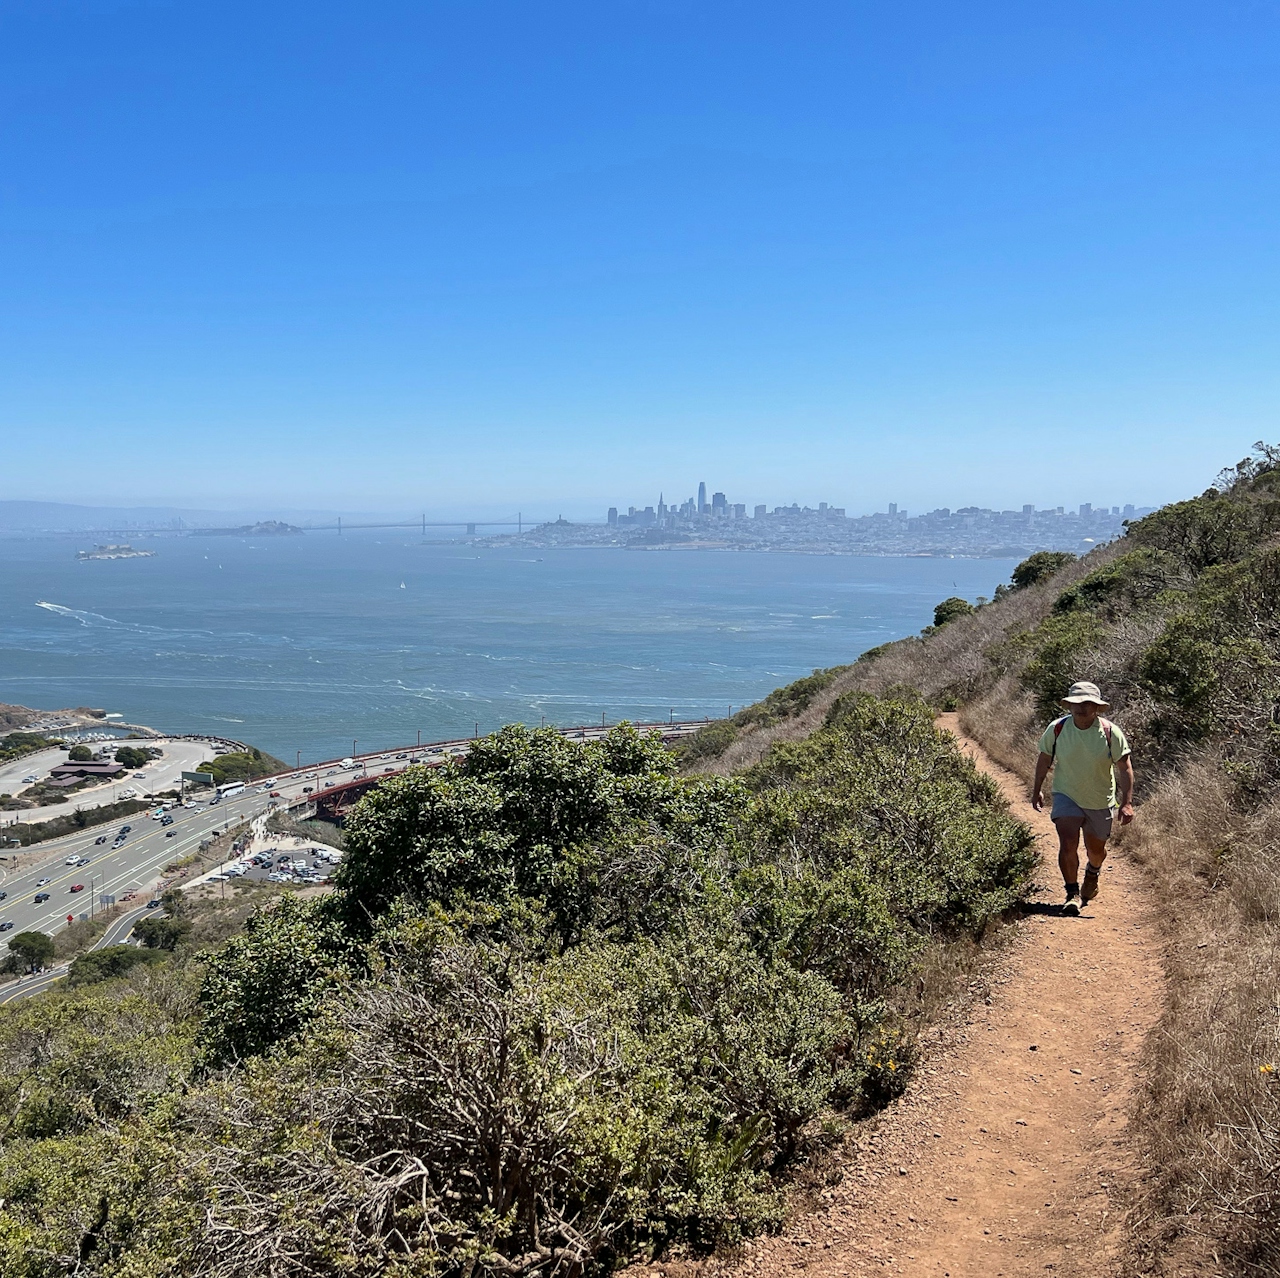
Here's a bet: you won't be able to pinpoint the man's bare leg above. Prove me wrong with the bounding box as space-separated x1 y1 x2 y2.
1055 816 1085 887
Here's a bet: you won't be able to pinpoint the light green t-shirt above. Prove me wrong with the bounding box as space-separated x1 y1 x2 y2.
1038 715 1131 810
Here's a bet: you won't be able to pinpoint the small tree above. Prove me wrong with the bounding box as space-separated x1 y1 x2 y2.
1011 551 1076 591
933 596 975 628
134 915 193 950
67 744 93 763
114 745 150 769
7 930 56 972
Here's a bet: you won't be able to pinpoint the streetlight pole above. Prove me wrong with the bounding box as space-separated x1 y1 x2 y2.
296 750 301 770
417 729 421 748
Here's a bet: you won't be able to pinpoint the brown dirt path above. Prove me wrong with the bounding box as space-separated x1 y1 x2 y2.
710 714 1166 1278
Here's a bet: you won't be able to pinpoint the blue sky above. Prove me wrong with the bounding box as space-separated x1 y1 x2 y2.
1 1 1276 517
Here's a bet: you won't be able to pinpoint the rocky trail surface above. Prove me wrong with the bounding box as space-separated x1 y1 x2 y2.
681 715 1167 1278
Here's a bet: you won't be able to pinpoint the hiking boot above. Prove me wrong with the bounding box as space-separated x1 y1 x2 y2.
1081 865 1101 906
1062 887 1081 917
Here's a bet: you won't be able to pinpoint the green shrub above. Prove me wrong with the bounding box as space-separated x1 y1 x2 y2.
196 894 350 1069
203 746 286 785
1016 612 1107 717
1052 547 1181 617
1125 494 1280 573
932 596 975 627
1011 550 1076 590
68 945 162 986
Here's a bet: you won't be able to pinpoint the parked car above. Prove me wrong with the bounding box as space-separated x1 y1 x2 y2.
21 775 37 784
70 884 84 893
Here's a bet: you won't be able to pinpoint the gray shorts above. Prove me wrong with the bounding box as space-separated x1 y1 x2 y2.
1051 792 1114 842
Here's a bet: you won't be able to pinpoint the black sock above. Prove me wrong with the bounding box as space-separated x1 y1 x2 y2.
1065 881 1080 895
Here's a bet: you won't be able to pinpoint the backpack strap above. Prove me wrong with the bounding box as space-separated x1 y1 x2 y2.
1099 716 1113 753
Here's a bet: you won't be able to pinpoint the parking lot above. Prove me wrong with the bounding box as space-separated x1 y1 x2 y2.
201 843 342 888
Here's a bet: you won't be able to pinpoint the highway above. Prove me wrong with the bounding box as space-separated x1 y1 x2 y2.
0 719 708 980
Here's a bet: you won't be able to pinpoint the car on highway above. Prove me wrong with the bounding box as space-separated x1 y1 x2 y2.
21 775 37 784
36 877 50 886
269 791 281 798
66 854 81 865
165 829 178 837
160 815 174 826
146 899 161 908
0 921 12 932
302 786 313 793
94 835 107 844
70 884 84 893
0 892 7 902
120 825 132 834
396 753 407 759
34 892 50 903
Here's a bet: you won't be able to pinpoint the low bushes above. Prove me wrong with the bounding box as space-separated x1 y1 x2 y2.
0 705 1035 1276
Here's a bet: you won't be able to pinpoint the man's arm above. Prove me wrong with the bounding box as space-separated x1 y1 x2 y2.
1031 752 1053 811
1115 754 1135 824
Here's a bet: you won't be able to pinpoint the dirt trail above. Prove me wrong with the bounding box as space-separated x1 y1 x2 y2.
721 715 1165 1278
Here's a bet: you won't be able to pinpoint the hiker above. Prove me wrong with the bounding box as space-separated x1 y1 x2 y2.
1030 680 1134 916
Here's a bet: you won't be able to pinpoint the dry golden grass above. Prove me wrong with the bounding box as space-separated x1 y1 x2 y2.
1117 762 1280 1273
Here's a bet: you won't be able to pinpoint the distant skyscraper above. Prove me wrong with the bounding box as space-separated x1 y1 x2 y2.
607 507 618 526
888 502 898 516
754 504 767 519
711 491 727 515
1023 504 1034 514
698 481 707 513
1079 503 1092 516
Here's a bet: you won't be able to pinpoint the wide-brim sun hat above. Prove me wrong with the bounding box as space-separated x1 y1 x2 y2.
1061 680 1111 709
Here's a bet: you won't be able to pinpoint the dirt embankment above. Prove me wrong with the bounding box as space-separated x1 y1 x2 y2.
684 715 1165 1278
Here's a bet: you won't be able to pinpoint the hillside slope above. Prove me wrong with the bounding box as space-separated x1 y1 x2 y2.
685 443 1280 1274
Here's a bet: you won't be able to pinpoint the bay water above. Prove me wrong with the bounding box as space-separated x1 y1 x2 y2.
0 532 1015 762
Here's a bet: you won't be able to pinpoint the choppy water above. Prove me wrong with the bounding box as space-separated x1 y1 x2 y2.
0 532 1014 762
